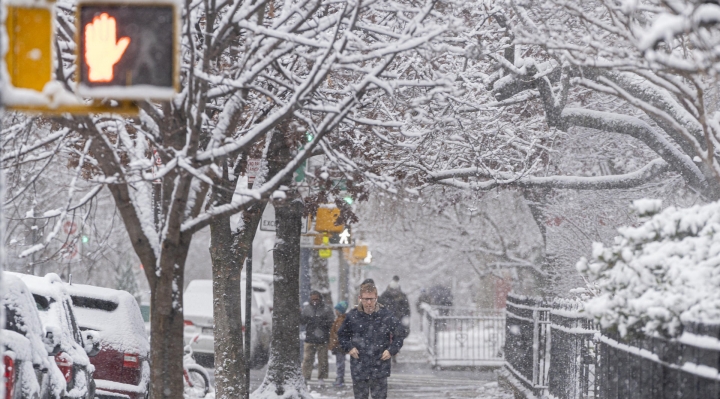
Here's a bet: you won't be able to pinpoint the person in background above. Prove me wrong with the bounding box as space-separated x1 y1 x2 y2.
300 291 335 385
338 282 405 399
328 300 349 387
380 276 410 330
379 276 410 362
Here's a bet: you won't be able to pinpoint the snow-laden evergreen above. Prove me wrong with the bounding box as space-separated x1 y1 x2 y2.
578 199 720 338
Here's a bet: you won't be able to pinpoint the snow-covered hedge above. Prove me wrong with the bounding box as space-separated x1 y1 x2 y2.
576 199 720 338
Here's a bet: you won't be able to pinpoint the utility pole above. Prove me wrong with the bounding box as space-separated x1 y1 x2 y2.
244 245 253 399
338 253 349 303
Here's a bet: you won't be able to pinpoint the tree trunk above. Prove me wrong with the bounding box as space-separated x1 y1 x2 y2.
148 239 191 399
520 188 558 297
253 192 309 398
210 201 265 399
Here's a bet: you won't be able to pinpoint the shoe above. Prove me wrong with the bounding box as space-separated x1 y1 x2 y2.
318 378 325 385
333 380 344 387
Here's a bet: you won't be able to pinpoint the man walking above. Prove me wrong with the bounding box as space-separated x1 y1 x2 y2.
379 276 411 332
338 282 406 399
301 291 335 384
379 276 410 363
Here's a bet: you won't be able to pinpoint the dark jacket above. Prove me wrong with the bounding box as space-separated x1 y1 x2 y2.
337 304 405 380
379 287 410 332
300 302 335 344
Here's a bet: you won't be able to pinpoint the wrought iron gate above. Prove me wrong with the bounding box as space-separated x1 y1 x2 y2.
421 305 505 367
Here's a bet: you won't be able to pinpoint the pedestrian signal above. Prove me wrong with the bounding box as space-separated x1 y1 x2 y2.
315 207 344 233
76 2 178 99
5 5 53 92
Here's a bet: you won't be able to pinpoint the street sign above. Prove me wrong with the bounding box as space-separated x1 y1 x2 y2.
259 203 309 232
300 235 315 248
5 4 53 91
76 0 179 99
63 221 78 235
260 203 276 231
247 158 262 186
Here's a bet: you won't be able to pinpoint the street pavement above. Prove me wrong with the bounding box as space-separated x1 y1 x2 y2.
207 334 514 399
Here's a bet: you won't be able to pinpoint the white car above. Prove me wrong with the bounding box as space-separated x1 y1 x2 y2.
9 273 97 399
2 274 60 399
183 279 271 368
245 279 272 355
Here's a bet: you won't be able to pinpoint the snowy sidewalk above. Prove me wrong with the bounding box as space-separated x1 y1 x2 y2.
205 333 514 399
305 333 513 399
305 364 512 399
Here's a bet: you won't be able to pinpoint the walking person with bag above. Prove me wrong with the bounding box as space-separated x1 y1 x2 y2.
338 282 406 399
300 291 335 385
328 301 349 387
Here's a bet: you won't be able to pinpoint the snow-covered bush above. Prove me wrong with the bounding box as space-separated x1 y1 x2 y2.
577 199 720 338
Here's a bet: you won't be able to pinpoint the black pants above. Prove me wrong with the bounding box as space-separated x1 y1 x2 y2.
352 377 388 399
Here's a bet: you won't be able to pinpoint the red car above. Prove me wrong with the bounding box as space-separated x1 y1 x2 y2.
65 283 150 399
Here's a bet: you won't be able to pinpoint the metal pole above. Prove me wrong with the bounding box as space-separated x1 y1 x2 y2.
244 245 252 399
338 251 349 303
299 247 311 305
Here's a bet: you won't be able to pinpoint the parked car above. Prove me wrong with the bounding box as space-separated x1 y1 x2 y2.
244 279 272 359
9 273 97 399
182 279 270 368
65 283 150 399
2 273 60 399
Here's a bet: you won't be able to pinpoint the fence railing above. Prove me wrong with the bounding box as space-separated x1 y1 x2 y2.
505 295 553 390
502 293 720 399
420 304 505 367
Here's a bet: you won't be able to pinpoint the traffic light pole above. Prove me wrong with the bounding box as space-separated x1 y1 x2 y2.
244 245 252 399
338 252 349 303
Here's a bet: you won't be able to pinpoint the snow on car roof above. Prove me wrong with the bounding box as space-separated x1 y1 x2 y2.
65 283 150 355
2 274 52 368
7 272 91 367
7 271 67 299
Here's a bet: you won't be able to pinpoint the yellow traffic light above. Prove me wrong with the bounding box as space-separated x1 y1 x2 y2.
5 5 53 91
318 233 332 258
352 246 368 261
315 207 344 233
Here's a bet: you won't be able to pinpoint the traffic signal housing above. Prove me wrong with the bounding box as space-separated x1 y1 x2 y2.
5 4 53 92
76 1 179 99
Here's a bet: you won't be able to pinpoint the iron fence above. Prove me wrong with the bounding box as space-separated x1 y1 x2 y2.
548 307 599 399
421 304 505 367
505 295 552 392
597 326 720 399
502 294 720 399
